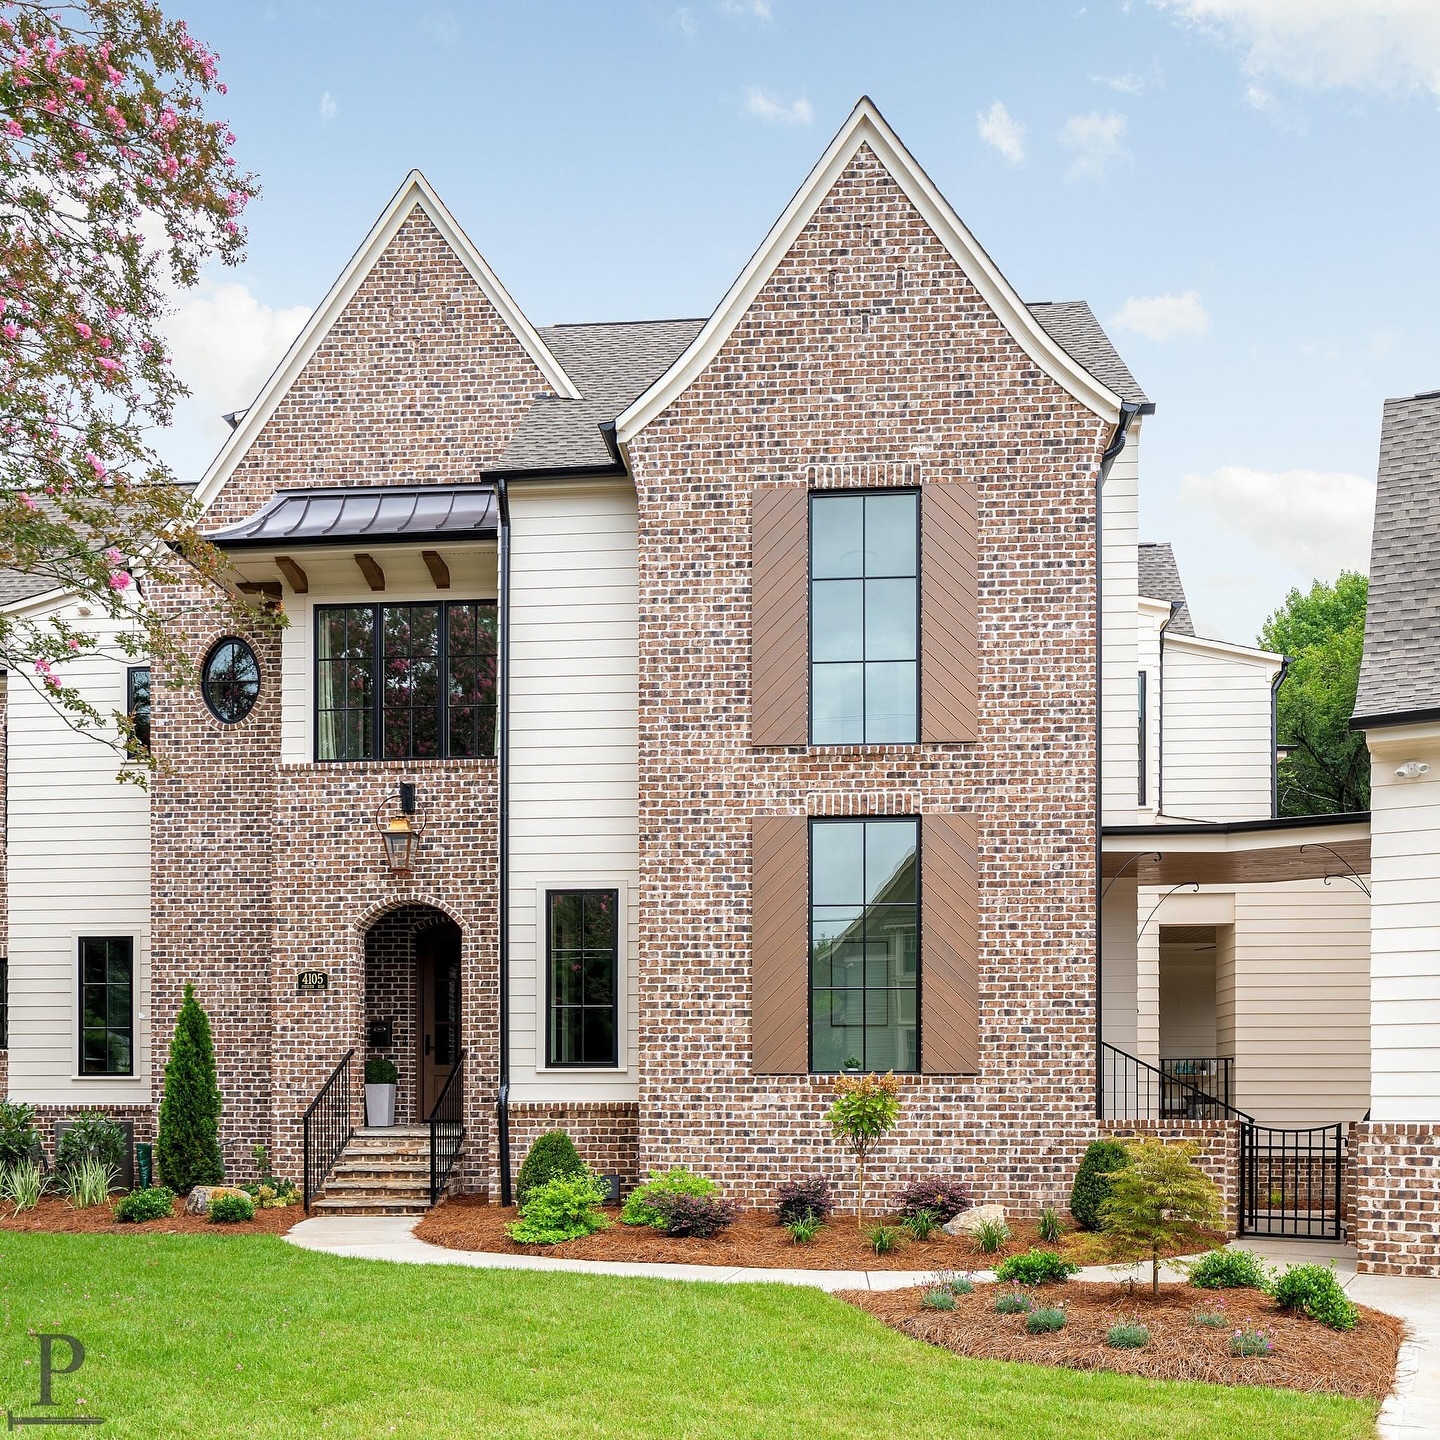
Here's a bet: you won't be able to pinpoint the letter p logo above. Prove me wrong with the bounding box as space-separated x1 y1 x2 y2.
36 1335 84 1407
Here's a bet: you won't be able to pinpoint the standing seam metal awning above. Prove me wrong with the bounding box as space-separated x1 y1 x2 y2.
206 485 499 550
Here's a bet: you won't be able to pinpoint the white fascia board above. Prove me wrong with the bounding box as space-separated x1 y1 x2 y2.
1165 631 1283 669
1102 819 1370 855
1 585 71 620
193 170 580 515
1366 720 1440 752
616 97 1124 445
1137 596 1173 618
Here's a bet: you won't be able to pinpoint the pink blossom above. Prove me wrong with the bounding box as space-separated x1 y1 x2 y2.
89 456 108 480
224 130 236 145
72 150 86 165
107 569 132 592
67 75 84 92
2 322 17 340
67 638 79 652
97 357 120 372
103 546 122 564
97 336 110 349
4 118 21 137
157 106 178 131
42 95 58 114
74 320 91 339
18 493 37 511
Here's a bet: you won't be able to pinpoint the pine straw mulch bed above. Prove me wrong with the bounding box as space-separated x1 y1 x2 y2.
0 1195 303 1236
841 1281 1404 1400
415 1198 1224 1271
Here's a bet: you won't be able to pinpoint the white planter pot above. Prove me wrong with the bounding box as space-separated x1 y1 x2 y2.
365 1083 396 1128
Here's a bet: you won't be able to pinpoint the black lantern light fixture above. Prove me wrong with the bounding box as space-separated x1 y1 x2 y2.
376 782 425 873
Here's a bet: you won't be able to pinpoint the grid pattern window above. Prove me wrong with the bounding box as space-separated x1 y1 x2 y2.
810 491 918 743
315 601 497 762
1138 670 1148 806
79 936 133 1076
810 818 919 1072
546 889 618 1067
201 638 260 724
126 666 151 753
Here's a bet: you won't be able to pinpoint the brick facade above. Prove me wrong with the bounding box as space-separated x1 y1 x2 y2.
1352 1121 1440 1275
508 1102 640 1190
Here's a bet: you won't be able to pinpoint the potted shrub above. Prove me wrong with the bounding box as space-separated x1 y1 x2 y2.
365 1057 398 1127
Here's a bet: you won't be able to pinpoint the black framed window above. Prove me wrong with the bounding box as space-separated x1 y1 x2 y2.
810 818 918 1073
315 600 496 762
810 491 918 744
201 638 260 724
1137 671 1148 806
546 889 618 1068
126 666 151 753
79 936 133 1076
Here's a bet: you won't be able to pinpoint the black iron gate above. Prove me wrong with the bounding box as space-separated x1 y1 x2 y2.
1239 1122 1344 1240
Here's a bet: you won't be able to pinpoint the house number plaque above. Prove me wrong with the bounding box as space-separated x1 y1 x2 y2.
296 970 329 993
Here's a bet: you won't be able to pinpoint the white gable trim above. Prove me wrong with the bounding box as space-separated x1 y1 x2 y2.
616 97 1123 445
192 170 580 513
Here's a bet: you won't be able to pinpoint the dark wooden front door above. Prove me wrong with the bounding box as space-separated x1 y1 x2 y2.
417 923 461 1120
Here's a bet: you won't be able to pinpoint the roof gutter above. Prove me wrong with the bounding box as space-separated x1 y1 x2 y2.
1350 703 1440 731
1270 654 1293 819
495 475 514 1207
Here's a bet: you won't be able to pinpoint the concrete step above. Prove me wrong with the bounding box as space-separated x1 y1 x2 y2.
355 1126 430 1139
324 1175 432 1196
309 1195 429 1217
332 1158 431 1177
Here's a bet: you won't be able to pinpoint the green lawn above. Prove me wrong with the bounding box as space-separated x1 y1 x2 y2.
0 1233 1377 1439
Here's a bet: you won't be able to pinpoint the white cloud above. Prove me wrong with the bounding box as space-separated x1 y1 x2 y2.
674 6 697 35
1093 61 1163 93
1180 465 1375 580
976 101 1026 164
1058 111 1128 180
720 0 771 19
319 91 338 124
744 88 813 125
1111 290 1211 341
1156 0 1440 98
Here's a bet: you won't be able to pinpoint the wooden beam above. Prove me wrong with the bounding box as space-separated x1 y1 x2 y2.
237 580 282 604
354 552 385 592
421 550 451 589
274 555 309 594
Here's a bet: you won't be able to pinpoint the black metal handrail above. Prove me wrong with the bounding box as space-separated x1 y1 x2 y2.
1101 1042 1252 1124
1161 1056 1235 1110
428 1048 466 1205
302 1049 355 1211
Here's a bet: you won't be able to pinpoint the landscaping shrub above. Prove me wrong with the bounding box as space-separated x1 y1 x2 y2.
1070 1139 1130 1231
61 1156 117 1208
243 1180 300 1209
933 1270 974 1295
895 1177 969 1223
1 1159 45 1213
515 1131 585 1206
622 1167 718 1227
1230 1326 1274 1357
507 1174 610 1244
1025 1307 1067 1334
158 983 224 1192
903 1209 939 1241
56 1111 126 1177
994 1248 1081 1286
864 1222 906 1256
920 1288 955 1310
994 1290 1033 1314
114 1186 175 1223
1270 1263 1358 1331
784 1213 822 1244
775 1175 832 1226
826 1071 902 1226
1037 1204 1064 1244
1106 1322 1150 1349
0 1100 40 1170
969 1217 1010 1255
1186 1248 1270 1291
649 1192 737 1238
1191 1302 1229 1328
208 1191 256 1224
364 1057 398 1085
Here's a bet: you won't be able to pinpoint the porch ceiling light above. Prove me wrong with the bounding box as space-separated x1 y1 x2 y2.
376 782 425 873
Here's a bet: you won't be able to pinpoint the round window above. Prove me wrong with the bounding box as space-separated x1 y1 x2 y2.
201 637 260 724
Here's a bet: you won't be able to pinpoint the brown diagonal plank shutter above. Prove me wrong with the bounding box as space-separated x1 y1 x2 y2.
921 811 980 1074
751 486 809 746
921 483 979 744
751 815 809 1073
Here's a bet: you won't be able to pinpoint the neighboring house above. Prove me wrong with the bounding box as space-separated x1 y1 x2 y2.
0 99 1430 1274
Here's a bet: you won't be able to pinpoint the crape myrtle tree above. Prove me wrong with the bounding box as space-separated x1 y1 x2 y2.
0 1 260 768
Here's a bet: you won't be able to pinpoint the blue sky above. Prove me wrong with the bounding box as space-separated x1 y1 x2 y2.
158 1 1440 644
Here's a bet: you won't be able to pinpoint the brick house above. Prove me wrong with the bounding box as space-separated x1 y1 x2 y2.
0 99 1433 1271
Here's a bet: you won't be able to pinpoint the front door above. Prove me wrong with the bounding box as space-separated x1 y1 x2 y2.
417 924 461 1120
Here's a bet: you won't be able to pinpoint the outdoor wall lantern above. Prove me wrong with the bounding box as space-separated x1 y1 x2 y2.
376 782 425 873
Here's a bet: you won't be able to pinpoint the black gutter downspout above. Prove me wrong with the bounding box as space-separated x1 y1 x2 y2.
495 475 514 1207
1095 401 1142 1121
1155 599 1181 816
1270 655 1293 820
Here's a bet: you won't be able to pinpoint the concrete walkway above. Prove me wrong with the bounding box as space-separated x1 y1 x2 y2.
286 1218 1438 1438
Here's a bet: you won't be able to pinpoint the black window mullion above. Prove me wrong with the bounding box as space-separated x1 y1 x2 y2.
439 602 450 759
371 603 384 764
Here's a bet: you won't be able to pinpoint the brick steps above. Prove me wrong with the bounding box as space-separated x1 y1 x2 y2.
310 1126 440 1217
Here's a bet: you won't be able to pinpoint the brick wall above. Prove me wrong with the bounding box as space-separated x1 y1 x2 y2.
1352 1121 1440 1275
508 1102 640 1192
626 143 1112 1210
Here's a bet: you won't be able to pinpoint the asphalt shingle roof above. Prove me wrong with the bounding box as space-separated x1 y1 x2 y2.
1027 301 1151 411
1354 390 1440 723
0 569 57 608
1138 540 1195 636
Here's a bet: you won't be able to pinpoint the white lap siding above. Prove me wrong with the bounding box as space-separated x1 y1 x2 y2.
1100 421 1141 825
6 598 151 1105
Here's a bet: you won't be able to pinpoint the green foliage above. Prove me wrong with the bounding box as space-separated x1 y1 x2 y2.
515 1131 585 1206
1070 1140 1131 1231
1270 1263 1359 1331
1186 1248 1270 1291
114 1186 175 1223
826 1071 902 1226
994 1290 1033 1315
242 1179 299 1208
1191 1301 1230 1328
1106 1322 1150 1349
1 1159 46 1213
1038 1205 1064 1244
621 1166 717 1227
61 1156 116 1207
0 1100 39 1169
784 1213 823 1244
208 1191 255 1224
1025 1307 1067 1334
994 1249 1081 1286
507 1173 610 1245
158 984 224 1192
864 1223 906 1256
933 1270 974 1295
364 1057 398 1085
1260 573 1370 816
920 1288 956 1310
1230 1327 1274 1357
903 1208 939 1241
56 1111 126 1176
969 1217 1010 1255
1099 1140 1222 1298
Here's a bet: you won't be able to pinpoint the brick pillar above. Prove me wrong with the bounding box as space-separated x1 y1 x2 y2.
1352 1122 1440 1275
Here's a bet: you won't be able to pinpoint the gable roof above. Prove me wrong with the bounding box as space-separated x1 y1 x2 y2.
1028 302 1150 411
191 170 581 514
1138 540 1195 636
1354 390 1440 726
616 97 1134 445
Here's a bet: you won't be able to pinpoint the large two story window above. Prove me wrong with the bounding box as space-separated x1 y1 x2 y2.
315 601 497 761
545 889 618 1068
79 936 133 1076
810 818 919 1073
810 491 919 743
